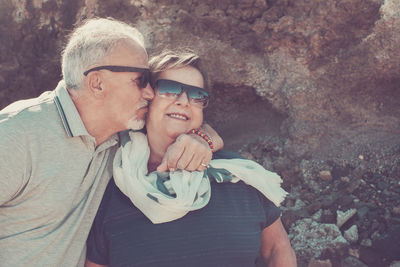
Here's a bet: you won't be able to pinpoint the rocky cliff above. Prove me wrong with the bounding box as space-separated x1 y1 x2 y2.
1 0 399 266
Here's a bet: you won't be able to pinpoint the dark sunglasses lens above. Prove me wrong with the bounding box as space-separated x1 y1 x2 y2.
187 88 208 99
187 87 209 107
156 80 209 107
157 80 182 96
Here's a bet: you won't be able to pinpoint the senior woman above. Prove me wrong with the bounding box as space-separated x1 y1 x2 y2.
86 51 297 267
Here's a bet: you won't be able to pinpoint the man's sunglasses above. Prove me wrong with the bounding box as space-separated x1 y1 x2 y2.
83 65 151 89
156 79 210 108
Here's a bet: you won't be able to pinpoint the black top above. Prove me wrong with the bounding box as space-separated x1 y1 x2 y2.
87 151 281 267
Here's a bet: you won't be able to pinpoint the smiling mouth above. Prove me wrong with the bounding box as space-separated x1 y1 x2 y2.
167 113 189 120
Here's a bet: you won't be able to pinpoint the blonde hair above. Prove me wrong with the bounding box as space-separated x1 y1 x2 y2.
149 49 207 89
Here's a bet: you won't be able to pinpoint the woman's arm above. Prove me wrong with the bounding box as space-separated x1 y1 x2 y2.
85 259 108 267
260 218 297 267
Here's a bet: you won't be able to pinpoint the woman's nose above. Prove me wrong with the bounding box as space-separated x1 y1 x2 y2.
175 91 190 106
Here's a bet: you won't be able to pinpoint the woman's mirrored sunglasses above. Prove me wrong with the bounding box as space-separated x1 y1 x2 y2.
156 79 210 108
83 65 151 89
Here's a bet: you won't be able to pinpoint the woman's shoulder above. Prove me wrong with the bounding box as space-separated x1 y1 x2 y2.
212 150 243 160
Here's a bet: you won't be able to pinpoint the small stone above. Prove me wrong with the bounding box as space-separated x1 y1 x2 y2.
337 208 357 228
319 170 332 181
371 230 381 240
392 205 400 215
308 259 332 267
312 209 322 221
252 18 267 33
383 189 391 196
341 176 350 183
342 256 368 267
377 181 389 190
361 238 372 247
356 206 369 220
194 4 210 16
346 178 362 193
293 199 307 210
384 209 392 221
344 225 359 243
156 18 172 25
359 155 364 160
348 247 360 258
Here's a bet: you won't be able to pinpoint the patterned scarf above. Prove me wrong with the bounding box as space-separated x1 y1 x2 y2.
113 131 287 224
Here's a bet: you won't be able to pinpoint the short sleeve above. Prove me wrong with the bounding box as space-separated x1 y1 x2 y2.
86 190 111 265
0 117 30 205
261 196 281 229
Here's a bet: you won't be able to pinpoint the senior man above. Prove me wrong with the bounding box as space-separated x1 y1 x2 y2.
0 18 221 266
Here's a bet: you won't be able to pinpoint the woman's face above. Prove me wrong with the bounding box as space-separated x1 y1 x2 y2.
146 65 205 140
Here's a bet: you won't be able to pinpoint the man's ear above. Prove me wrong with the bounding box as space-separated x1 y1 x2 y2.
87 72 105 99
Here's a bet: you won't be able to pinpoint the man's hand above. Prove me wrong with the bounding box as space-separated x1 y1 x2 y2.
157 134 212 172
156 123 223 172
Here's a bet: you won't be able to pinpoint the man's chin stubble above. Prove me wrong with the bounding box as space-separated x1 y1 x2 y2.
126 116 145 130
126 101 148 130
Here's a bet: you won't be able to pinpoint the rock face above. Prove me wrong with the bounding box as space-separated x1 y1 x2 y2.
1 0 399 156
1 0 399 266
289 218 348 266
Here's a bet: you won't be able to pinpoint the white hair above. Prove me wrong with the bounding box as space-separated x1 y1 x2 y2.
61 18 145 89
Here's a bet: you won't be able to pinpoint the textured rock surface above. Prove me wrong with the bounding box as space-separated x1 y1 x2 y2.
344 225 359 244
1 0 399 266
308 259 333 267
289 218 348 266
337 208 357 228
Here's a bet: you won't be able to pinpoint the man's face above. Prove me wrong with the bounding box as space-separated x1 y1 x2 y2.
98 41 154 131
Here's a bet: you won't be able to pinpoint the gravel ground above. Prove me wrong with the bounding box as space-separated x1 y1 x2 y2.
239 139 400 267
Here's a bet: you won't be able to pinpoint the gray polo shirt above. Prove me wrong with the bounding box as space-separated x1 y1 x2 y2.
0 81 118 266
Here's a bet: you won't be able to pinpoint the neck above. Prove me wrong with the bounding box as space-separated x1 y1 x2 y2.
69 88 121 146
146 128 174 172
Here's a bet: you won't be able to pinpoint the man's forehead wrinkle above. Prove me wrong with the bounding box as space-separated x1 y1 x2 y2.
101 41 149 69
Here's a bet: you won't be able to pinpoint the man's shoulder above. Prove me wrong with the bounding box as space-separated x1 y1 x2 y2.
0 90 58 131
0 90 56 120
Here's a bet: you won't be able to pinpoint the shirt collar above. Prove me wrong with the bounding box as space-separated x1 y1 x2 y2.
54 80 91 138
